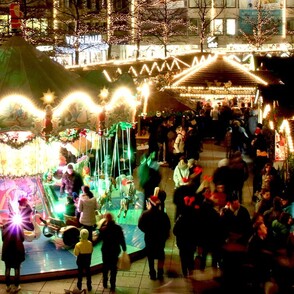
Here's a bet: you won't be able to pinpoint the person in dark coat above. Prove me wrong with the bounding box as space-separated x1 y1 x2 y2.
173 174 201 220
251 125 269 198
173 203 200 277
138 152 161 210
1 217 25 292
184 118 200 161
228 151 249 203
97 212 127 291
60 163 83 198
247 221 275 291
138 196 171 280
220 196 252 291
199 198 224 271
220 196 252 245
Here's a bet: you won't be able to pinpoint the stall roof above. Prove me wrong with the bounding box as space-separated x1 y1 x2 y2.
0 36 100 108
170 54 283 88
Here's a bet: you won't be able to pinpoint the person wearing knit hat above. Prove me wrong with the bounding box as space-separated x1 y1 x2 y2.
153 187 167 211
148 195 161 207
73 229 93 291
138 196 171 280
60 163 83 198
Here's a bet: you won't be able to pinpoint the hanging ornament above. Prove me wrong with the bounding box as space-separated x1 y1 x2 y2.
42 105 53 141
97 109 106 134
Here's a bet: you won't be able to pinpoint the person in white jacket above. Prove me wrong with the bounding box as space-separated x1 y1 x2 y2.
172 126 186 169
78 185 99 242
173 157 190 188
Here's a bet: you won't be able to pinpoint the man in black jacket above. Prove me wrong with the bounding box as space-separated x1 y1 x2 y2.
98 213 127 291
138 196 170 280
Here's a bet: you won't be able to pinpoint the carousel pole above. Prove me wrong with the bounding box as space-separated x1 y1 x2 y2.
127 127 132 175
121 125 126 171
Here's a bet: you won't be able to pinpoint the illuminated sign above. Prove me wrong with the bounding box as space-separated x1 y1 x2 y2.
66 35 103 46
207 36 218 48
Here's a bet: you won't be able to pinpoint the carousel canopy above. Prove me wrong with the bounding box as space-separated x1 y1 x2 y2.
0 36 100 108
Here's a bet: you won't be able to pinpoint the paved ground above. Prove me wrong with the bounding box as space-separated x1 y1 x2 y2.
0 140 255 294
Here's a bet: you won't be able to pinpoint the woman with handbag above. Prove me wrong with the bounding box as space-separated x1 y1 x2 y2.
97 212 127 292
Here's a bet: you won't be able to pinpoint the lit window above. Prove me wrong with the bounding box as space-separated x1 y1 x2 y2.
287 19 294 30
213 19 223 35
226 19 236 35
214 0 224 7
226 0 236 7
0 15 9 34
239 0 253 8
189 0 212 7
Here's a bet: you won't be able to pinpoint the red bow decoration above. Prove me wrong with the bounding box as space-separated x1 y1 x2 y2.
184 196 195 206
79 129 87 137
182 177 189 183
203 188 212 199
193 166 203 176
203 175 213 182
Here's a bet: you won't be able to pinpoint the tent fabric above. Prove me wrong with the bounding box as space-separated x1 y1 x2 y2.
0 36 100 108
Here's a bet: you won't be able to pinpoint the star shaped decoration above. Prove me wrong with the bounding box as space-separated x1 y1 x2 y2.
98 87 109 105
41 89 57 105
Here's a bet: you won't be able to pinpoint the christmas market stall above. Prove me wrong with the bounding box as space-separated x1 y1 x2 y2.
164 53 284 110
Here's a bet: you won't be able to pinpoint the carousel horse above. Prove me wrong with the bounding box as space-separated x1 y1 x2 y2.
117 175 137 218
97 190 112 214
23 213 43 242
97 175 115 213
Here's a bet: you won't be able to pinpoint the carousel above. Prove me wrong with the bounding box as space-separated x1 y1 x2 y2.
0 36 146 281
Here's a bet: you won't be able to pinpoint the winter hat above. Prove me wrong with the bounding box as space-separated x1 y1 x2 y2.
218 158 229 168
178 157 188 169
188 158 195 166
149 196 161 206
67 164 74 170
18 198 28 206
80 229 89 240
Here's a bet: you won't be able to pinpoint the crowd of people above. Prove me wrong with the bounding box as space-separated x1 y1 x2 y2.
140 100 294 293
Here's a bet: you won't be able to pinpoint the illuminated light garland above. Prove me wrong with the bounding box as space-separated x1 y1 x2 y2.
173 55 218 84
105 87 140 111
0 132 36 149
166 59 181 71
129 66 138 77
223 56 268 85
53 92 102 117
102 70 112 82
150 62 162 74
168 85 256 97
0 95 44 118
0 138 61 177
140 64 154 75
263 104 271 119
280 119 294 153
228 55 242 63
191 54 213 67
